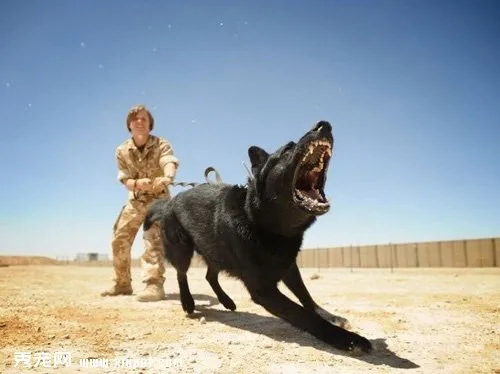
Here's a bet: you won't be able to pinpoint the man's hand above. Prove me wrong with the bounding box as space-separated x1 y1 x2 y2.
136 178 153 191
151 176 173 192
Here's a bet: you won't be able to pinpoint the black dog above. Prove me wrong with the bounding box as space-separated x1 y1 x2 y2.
144 121 372 354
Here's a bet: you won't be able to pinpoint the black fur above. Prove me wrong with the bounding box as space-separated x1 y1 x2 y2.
144 121 372 353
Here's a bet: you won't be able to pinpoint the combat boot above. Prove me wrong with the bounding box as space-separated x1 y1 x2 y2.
136 282 165 302
100 283 133 297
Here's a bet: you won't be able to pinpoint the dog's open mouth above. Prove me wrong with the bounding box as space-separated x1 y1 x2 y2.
293 139 332 213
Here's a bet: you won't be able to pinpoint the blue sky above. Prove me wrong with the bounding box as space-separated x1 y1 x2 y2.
1 0 499 259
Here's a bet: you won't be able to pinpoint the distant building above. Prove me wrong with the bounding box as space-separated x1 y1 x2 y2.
74 252 109 262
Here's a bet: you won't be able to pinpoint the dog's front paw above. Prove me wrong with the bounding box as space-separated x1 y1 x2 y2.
345 333 373 355
315 306 351 330
330 316 351 330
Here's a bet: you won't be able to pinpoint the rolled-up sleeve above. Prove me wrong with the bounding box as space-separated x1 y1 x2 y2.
159 138 179 169
116 149 132 183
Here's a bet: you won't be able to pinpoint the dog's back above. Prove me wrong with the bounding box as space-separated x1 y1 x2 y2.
145 182 231 230
145 183 246 272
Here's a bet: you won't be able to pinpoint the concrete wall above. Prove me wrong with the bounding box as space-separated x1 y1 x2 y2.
70 237 499 268
295 237 499 268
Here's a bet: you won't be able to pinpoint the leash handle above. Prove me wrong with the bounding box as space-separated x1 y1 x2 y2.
204 167 223 184
169 166 223 189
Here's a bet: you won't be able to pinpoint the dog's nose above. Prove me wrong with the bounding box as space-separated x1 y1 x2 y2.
313 121 332 132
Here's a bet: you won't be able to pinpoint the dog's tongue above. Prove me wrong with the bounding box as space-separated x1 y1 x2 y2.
307 171 320 188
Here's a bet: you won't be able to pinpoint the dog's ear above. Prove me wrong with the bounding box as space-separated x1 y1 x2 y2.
248 146 269 174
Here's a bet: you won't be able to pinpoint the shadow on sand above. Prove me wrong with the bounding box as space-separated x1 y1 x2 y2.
162 293 419 370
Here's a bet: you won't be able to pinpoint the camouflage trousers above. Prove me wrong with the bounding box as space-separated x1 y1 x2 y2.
111 196 167 287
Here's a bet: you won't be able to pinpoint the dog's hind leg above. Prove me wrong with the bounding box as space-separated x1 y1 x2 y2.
177 269 195 314
282 263 350 329
249 287 372 354
165 241 196 315
161 216 196 315
205 267 236 311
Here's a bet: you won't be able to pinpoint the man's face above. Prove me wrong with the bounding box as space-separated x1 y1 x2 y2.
129 110 151 137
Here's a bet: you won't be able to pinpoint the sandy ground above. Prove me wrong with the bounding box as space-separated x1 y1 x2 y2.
0 265 499 374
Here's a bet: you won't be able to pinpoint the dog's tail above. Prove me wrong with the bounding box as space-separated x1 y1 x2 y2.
143 199 168 231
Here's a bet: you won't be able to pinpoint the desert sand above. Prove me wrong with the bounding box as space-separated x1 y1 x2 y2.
1 264 499 373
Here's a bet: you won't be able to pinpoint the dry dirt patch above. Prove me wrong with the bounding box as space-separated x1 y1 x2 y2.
0 265 499 373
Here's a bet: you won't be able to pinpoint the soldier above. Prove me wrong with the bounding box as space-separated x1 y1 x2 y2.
101 104 179 302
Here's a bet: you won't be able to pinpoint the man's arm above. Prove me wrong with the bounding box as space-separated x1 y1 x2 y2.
158 138 180 179
116 149 143 192
150 138 179 192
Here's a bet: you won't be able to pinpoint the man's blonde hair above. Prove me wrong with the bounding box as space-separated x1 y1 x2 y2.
126 104 155 132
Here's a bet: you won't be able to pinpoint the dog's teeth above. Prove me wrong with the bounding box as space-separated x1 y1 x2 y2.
312 164 323 173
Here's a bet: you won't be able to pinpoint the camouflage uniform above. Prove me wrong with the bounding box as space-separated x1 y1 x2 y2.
103 134 179 297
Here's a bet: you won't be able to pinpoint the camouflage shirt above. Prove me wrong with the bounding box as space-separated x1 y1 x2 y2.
115 135 179 201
